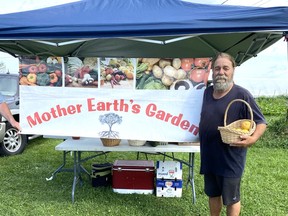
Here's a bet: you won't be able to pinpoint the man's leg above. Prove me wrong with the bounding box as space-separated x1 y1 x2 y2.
209 196 222 216
204 174 223 216
226 201 241 216
222 177 241 216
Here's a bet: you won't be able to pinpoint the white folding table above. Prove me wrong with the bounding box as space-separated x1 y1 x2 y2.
47 138 200 203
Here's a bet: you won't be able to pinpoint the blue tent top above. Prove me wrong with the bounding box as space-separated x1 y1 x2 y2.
0 0 287 64
0 0 287 39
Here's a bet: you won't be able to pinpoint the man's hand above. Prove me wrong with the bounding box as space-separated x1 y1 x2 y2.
12 121 22 133
229 135 256 148
230 123 267 148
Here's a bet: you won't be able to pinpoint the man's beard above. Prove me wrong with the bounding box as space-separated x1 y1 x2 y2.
213 75 233 92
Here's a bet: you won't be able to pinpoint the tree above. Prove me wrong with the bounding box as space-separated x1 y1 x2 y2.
99 112 122 138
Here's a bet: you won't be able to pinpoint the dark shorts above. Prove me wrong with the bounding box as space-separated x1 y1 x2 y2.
204 173 241 206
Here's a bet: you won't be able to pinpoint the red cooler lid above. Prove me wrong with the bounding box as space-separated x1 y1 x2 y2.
113 160 154 169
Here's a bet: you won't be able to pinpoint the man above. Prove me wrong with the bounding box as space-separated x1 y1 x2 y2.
199 53 266 216
0 93 21 132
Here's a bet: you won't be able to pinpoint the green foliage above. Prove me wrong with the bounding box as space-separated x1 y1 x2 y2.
257 133 287 149
0 138 287 215
268 116 288 135
256 95 287 116
255 96 288 149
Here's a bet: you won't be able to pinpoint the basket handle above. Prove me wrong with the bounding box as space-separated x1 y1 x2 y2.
224 99 254 130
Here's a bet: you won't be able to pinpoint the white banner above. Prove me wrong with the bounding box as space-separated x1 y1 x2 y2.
20 86 204 142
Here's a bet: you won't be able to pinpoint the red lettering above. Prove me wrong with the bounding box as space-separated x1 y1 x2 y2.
42 112 51 121
56 104 67 116
164 112 173 122
97 102 105 111
96 101 113 111
155 110 165 120
67 105 76 114
26 112 43 127
180 120 190 130
26 104 83 128
113 100 120 111
145 103 198 136
118 99 129 112
131 104 141 114
189 124 199 135
146 103 157 117
105 102 112 111
87 98 97 111
171 114 183 126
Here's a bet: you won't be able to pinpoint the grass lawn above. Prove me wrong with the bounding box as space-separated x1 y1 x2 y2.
0 137 287 216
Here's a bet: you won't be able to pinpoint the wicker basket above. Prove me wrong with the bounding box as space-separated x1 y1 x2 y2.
218 99 256 144
128 140 146 146
100 138 121 147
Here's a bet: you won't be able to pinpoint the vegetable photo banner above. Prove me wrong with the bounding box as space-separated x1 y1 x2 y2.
19 57 211 142
20 86 204 142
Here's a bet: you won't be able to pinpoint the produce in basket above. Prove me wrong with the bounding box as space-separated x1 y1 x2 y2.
218 99 256 144
240 121 251 131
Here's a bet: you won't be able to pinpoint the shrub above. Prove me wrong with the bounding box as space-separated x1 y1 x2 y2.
255 96 288 149
256 95 287 116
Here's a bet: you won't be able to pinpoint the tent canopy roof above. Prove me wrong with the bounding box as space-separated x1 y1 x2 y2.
0 0 287 39
0 0 287 65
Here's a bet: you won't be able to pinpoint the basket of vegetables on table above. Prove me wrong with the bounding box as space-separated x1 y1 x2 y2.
136 57 211 90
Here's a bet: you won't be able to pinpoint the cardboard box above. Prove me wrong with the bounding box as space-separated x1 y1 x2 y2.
156 161 182 180
112 160 155 194
156 179 183 197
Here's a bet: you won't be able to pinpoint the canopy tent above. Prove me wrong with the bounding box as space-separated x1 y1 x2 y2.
0 0 287 65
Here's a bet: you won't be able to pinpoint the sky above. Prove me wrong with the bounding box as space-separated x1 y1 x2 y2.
0 0 287 96
185 0 288 96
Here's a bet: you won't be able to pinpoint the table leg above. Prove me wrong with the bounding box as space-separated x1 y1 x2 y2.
46 151 70 181
77 151 84 186
78 151 91 178
71 151 89 203
186 153 196 203
72 151 78 203
49 150 108 203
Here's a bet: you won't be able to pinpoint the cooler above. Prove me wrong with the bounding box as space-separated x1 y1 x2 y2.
91 162 112 187
112 160 155 194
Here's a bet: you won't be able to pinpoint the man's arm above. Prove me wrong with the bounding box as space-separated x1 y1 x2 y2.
0 102 21 131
